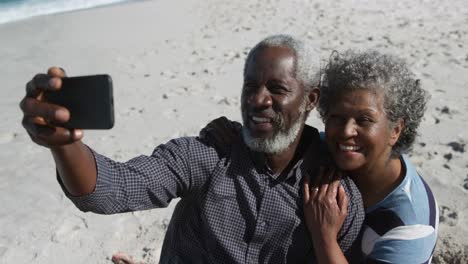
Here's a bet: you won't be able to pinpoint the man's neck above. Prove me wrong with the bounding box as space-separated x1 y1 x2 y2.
264 126 306 175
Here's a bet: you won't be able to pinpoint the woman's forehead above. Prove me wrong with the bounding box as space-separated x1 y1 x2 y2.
328 89 386 112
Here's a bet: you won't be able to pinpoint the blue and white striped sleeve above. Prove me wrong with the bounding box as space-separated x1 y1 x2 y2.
362 222 437 263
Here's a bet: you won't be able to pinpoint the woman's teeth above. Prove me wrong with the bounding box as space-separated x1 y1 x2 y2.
339 144 361 151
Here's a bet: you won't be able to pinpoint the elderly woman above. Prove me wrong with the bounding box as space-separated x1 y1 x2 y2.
303 50 438 263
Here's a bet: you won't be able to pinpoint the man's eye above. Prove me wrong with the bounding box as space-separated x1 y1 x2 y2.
269 85 287 93
243 85 256 92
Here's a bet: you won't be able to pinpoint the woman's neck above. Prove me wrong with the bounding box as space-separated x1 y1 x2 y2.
350 156 404 209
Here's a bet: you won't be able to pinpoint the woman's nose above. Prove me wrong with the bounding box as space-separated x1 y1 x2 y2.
343 119 358 137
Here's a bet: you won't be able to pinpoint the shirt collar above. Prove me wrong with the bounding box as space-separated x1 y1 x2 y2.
245 125 323 182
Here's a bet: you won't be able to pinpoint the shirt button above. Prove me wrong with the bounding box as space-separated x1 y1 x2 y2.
260 221 266 227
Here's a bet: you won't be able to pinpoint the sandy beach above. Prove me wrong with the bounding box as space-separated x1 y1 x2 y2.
0 0 467 263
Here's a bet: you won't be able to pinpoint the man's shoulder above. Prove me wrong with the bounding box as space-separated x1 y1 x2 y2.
152 136 223 163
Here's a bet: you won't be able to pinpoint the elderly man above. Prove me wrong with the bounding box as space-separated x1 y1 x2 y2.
20 35 364 263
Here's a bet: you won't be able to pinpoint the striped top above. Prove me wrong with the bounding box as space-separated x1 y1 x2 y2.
358 155 438 263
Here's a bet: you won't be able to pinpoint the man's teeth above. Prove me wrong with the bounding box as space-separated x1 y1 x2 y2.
251 116 270 123
339 144 361 151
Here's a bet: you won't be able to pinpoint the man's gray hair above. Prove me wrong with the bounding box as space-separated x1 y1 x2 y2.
318 49 430 156
244 34 320 91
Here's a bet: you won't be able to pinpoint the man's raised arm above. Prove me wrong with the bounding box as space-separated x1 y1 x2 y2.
20 67 97 196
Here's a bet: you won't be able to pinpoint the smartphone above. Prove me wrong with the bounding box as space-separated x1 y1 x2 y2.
44 74 114 129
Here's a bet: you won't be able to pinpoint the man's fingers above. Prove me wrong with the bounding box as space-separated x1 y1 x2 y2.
22 118 83 146
22 67 82 148
111 252 135 264
25 79 41 98
26 73 62 97
22 116 46 133
21 97 70 124
47 66 66 77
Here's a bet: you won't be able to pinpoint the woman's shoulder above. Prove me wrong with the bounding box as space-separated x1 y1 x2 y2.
366 155 436 224
360 156 438 263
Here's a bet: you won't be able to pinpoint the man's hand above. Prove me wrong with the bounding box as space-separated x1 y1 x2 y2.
20 67 83 148
20 67 97 196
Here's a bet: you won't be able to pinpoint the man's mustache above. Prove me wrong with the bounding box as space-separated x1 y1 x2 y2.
241 108 285 131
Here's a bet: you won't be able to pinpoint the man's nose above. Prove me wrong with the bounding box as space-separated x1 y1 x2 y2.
247 86 272 108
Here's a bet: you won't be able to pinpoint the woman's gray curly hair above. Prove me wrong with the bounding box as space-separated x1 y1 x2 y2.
318 50 430 156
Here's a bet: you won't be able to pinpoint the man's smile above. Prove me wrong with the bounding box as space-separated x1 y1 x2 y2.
247 114 275 133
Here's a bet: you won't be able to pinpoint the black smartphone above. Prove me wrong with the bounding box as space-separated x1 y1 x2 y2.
44 74 114 129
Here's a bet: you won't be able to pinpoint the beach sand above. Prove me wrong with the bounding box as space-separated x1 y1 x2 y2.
0 0 467 263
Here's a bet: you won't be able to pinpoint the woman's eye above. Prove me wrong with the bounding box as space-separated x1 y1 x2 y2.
326 116 345 125
357 117 373 125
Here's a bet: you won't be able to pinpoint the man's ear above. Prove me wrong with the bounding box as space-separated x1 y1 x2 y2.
389 119 404 146
305 87 320 112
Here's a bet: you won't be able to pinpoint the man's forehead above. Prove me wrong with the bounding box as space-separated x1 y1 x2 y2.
245 46 296 75
250 46 295 63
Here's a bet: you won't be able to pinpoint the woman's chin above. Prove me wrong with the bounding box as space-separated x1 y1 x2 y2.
334 157 365 172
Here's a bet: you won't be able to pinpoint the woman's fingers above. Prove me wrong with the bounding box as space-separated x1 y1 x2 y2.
326 178 340 198
312 166 328 195
319 166 336 196
337 185 349 216
323 167 334 185
199 116 237 149
303 174 311 204
332 168 342 182
312 166 323 187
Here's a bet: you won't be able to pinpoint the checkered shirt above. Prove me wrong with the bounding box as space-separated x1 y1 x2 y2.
61 126 364 263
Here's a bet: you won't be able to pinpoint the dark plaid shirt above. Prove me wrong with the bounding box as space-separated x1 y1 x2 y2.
62 126 364 263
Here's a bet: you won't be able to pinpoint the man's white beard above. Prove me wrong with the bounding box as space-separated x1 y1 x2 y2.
242 99 308 154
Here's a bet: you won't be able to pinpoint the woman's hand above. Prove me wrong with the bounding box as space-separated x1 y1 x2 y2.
303 167 349 263
199 116 242 155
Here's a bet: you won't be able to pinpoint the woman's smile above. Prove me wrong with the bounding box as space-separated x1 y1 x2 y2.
325 89 397 174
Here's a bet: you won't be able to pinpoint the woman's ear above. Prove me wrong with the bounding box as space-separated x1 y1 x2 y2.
389 119 404 146
305 87 320 112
